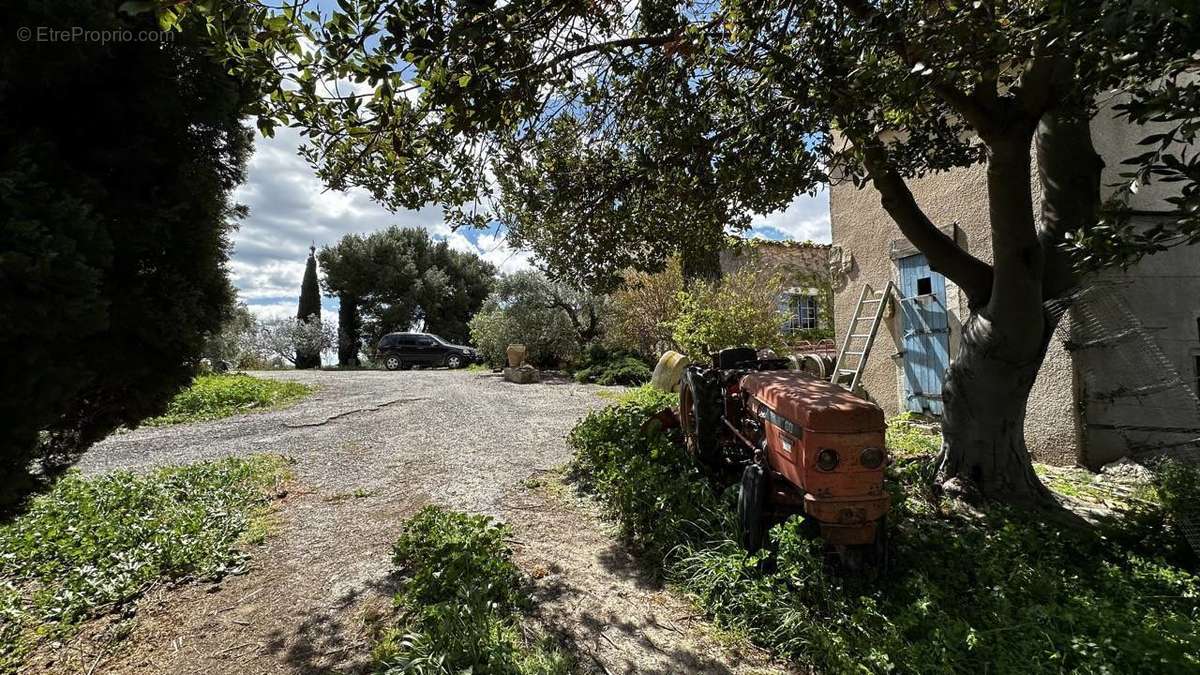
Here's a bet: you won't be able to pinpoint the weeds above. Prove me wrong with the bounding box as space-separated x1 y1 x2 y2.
568 387 1200 673
0 455 291 671
885 412 942 458
146 373 313 426
373 506 571 675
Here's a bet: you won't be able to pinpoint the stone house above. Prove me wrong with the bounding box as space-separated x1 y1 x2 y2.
828 114 1200 468
720 240 833 346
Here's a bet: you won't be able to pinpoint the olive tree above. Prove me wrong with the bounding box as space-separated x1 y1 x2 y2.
175 0 1199 504
255 317 336 367
468 270 605 366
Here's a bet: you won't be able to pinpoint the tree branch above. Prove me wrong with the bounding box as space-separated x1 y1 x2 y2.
1036 107 1102 300
833 0 999 135
503 15 723 78
859 142 994 305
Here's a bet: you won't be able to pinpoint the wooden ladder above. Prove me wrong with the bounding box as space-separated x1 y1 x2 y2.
831 281 894 391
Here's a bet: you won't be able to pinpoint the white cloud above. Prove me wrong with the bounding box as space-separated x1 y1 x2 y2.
229 127 534 311
750 188 832 243
244 301 304 321
473 232 535 274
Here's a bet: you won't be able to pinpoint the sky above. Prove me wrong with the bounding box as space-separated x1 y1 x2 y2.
229 128 832 320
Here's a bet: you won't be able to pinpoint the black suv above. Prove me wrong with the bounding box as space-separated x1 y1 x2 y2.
377 332 480 370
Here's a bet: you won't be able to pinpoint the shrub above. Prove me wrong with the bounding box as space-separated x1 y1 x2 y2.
0 455 290 670
1 0 254 500
390 507 527 612
374 506 570 675
571 344 653 386
145 374 313 426
669 266 788 363
885 412 943 458
1156 458 1200 515
568 387 726 562
202 303 263 370
568 395 1200 673
605 260 684 359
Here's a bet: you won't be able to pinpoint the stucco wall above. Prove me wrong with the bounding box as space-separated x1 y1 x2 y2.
829 164 1078 465
1076 225 1200 467
720 241 832 332
830 110 1200 467
720 241 829 283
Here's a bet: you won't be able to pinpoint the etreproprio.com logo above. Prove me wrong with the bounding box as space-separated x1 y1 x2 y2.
17 26 175 45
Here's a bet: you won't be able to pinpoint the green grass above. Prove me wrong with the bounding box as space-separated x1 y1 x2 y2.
568 386 1200 674
0 455 292 671
372 506 571 675
146 373 314 426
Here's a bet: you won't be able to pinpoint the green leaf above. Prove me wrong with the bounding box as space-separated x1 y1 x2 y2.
157 8 178 32
265 15 290 33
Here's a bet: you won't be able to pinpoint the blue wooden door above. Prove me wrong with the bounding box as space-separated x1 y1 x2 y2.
897 254 949 416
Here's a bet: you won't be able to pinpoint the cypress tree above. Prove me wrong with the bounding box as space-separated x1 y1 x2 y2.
295 246 322 369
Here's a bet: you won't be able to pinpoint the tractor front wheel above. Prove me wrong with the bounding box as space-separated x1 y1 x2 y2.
737 464 766 552
680 366 721 464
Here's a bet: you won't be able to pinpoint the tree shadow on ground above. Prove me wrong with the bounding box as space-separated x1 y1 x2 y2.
260 573 401 675
529 572 744 675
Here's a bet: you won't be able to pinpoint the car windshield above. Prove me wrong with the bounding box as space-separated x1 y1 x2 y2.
428 334 450 345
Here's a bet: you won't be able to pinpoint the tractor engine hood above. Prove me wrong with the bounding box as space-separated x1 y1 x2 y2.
740 371 885 435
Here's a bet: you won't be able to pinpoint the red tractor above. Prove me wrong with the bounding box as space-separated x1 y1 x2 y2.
677 347 889 564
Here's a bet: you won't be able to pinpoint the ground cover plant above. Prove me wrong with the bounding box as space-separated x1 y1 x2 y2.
568 388 1200 674
145 373 313 426
372 506 570 675
571 345 653 387
0 455 291 671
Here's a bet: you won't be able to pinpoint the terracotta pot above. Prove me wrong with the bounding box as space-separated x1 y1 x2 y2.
506 344 527 368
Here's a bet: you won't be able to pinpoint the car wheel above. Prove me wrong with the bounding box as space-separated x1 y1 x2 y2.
737 463 766 552
445 354 464 369
383 354 403 371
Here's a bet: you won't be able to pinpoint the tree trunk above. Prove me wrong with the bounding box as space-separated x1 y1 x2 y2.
337 293 360 366
936 306 1057 505
680 244 721 289
934 133 1060 505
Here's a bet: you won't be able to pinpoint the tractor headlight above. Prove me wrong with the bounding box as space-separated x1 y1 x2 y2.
859 447 885 469
816 448 839 471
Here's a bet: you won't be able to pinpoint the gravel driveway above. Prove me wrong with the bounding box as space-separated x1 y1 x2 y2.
80 369 609 508
61 369 615 674
54 370 784 675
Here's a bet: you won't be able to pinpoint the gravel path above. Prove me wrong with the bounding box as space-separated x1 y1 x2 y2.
79 369 608 506
44 370 788 675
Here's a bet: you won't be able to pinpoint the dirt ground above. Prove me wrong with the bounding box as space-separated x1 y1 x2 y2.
39 369 787 675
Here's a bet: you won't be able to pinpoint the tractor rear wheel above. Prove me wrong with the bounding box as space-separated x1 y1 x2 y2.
680 366 721 464
737 464 766 552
